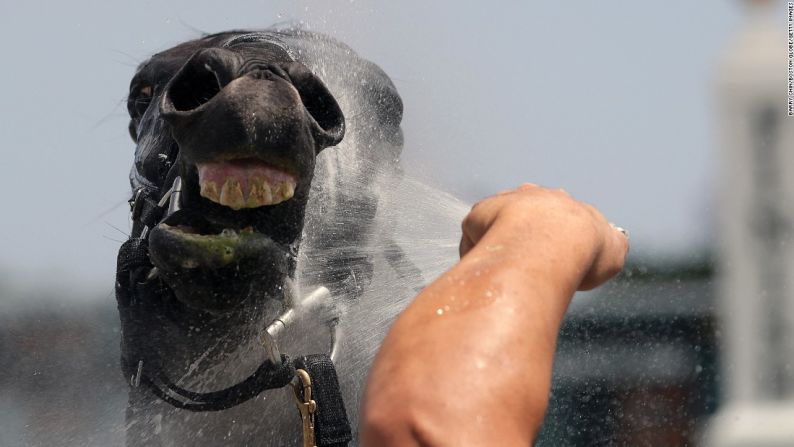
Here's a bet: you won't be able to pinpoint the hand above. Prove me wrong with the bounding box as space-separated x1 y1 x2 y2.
459 183 629 290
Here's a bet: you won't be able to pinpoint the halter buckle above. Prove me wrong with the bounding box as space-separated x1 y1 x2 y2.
291 369 317 447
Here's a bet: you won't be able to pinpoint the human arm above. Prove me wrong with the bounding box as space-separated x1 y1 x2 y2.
360 184 629 446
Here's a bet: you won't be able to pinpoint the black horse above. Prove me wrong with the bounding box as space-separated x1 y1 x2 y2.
117 26 411 446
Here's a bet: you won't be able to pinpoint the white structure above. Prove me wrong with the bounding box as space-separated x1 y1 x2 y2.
706 0 794 445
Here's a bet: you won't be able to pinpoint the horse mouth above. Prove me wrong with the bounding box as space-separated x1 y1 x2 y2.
196 158 297 210
150 214 277 270
147 157 300 273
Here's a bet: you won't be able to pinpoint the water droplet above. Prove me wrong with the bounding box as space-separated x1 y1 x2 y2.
436 308 444 315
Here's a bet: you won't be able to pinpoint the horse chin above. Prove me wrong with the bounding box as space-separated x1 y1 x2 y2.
148 223 292 314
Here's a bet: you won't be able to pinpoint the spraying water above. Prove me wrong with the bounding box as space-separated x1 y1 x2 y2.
259 25 472 442
113 26 472 446
299 163 469 423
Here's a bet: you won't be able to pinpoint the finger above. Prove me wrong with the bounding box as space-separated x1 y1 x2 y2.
462 199 499 240
579 223 629 290
610 223 630 242
517 182 538 190
459 232 475 258
460 211 487 257
494 183 540 196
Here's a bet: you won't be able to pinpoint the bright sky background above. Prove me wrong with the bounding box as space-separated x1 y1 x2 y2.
0 1 743 295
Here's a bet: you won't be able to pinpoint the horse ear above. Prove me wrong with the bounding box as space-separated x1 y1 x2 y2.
281 62 345 151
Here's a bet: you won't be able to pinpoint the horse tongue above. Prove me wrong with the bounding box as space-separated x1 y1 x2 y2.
196 161 297 210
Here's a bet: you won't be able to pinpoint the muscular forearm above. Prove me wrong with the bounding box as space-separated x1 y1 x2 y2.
362 224 593 445
360 185 627 446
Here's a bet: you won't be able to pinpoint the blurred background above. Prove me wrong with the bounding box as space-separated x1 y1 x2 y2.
0 0 792 445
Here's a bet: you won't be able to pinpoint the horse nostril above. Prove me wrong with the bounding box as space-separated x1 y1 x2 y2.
168 63 223 112
163 48 240 114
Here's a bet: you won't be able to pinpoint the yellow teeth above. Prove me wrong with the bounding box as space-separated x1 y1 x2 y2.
199 176 297 209
200 181 220 203
247 176 273 208
281 182 295 201
219 178 245 210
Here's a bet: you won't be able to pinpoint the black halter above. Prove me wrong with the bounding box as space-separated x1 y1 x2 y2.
116 156 352 445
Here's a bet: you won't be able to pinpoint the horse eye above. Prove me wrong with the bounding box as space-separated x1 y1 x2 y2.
129 84 154 118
